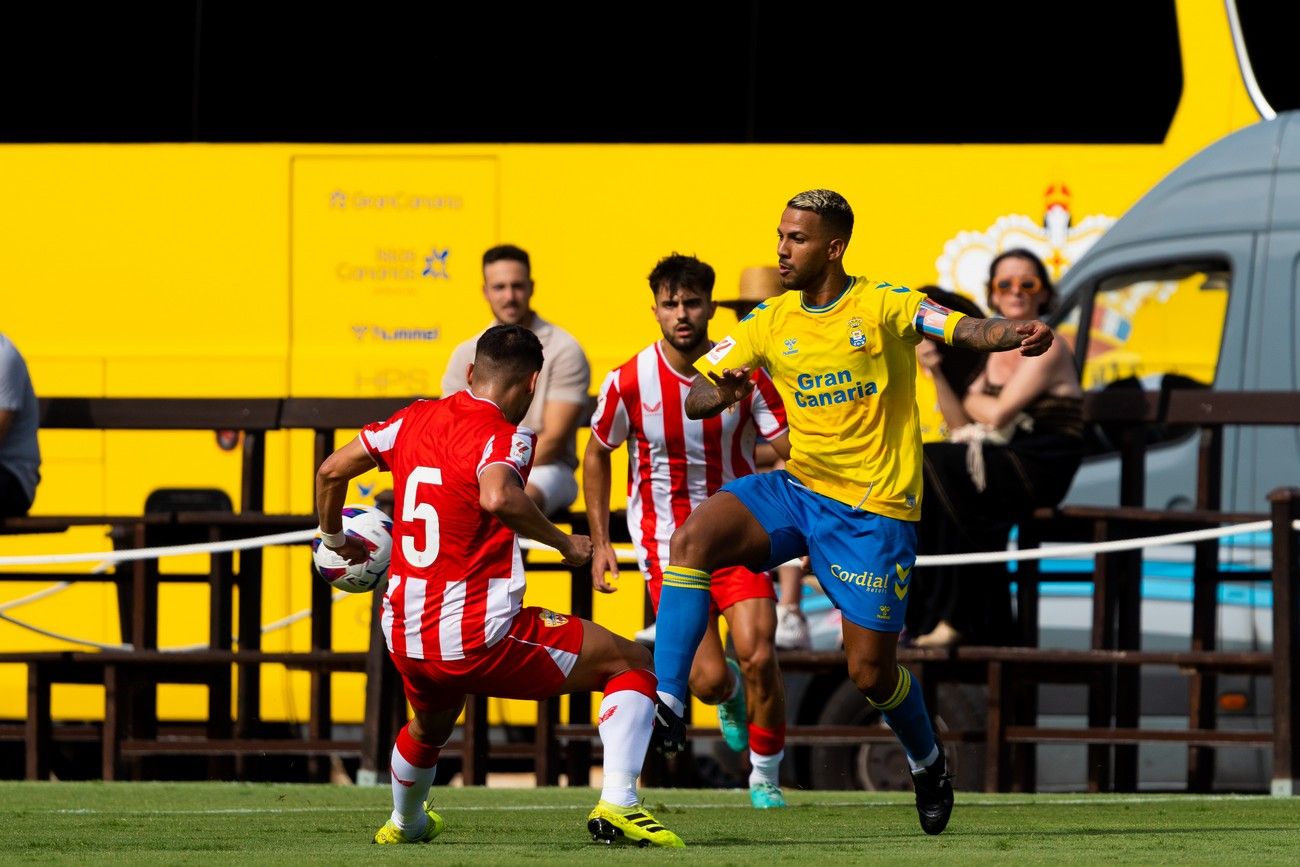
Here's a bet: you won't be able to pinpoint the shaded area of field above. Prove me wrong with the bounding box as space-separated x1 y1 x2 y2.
0 783 1297 864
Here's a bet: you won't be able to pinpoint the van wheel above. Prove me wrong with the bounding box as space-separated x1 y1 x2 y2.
808 680 977 791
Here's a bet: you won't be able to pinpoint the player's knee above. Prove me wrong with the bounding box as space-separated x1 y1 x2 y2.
670 519 712 566
848 658 893 703
690 671 728 704
738 641 777 683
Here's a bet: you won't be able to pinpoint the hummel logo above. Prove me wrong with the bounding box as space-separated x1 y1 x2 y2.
599 705 618 724
894 562 913 600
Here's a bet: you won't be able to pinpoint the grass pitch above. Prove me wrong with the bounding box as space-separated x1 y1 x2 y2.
1 782 1297 865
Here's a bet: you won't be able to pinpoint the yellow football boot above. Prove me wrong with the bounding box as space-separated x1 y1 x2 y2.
587 800 685 848
372 805 445 844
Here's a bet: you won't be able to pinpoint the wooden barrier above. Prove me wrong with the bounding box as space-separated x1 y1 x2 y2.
2 392 1296 794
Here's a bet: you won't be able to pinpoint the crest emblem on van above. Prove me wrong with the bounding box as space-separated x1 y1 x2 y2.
935 183 1116 311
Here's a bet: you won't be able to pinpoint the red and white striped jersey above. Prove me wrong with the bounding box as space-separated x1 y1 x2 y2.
359 390 537 661
589 341 787 579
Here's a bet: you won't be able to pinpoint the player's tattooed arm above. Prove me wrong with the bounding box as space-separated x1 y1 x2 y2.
685 367 755 419
952 316 1054 357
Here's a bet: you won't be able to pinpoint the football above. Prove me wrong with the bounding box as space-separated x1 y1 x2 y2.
311 505 393 593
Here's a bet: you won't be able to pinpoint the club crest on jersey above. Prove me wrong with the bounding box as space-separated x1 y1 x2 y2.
782 338 799 356
539 609 569 628
877 604 892 620
848 318 867 349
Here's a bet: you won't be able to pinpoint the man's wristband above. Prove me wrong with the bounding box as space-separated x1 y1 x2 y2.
319 528 347 548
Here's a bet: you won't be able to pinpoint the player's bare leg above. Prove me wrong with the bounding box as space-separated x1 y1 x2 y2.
843 619 953 835
725 597 786 806
684 617 753 761
374 697 465 844
686 617 731 704
725 598 782 732
561 617 653 692
670 492 774 572
563 618 684 848
652 493 772 752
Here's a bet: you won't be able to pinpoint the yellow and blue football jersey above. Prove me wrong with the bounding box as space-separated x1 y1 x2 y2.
695 276 965 520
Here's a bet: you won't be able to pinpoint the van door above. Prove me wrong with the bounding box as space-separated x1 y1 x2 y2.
1052 237 1253 510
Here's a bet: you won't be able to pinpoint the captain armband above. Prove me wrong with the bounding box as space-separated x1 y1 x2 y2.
914 299 965 343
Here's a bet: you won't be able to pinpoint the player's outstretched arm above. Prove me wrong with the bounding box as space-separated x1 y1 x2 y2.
582 438 621 593
480 464 593 566
952 316 1054 357
684 367 756 420
315 438 379 563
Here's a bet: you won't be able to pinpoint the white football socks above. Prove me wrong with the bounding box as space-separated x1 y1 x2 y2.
599 689 655 807
389 743 437 836
749 748 783 787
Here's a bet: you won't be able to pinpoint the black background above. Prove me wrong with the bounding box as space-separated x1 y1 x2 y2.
0 1 1289 144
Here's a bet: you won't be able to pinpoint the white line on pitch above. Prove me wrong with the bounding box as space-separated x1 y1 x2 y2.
32 794 1266 816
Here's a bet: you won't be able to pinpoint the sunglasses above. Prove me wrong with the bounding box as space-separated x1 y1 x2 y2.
992 277 1043 295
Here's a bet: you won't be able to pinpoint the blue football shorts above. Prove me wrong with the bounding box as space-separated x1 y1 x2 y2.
722 470 917 632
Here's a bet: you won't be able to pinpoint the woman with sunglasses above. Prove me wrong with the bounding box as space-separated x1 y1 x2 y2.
908 249 1084 649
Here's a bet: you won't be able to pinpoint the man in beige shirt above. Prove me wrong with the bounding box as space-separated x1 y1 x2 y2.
440 245 590 516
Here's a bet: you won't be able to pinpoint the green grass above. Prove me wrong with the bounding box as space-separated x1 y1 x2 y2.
0 783 1297 865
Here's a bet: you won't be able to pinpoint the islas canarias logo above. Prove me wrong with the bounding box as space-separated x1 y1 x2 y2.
935 183 1116 312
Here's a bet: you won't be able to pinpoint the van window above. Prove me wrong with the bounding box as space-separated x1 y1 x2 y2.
1057 261 1231 391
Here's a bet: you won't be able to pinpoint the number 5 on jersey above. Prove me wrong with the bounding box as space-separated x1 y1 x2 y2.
403 466 441 567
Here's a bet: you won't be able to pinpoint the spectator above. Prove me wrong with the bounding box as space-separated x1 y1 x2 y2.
913 287 988 444
440 245 591 517
909 251 1084 647
719 267 810 650
0 333 40 517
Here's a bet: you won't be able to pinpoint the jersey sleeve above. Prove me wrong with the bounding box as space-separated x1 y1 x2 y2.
476 425 538 484
748 368 788 440
589 368 630 449
358 403 416 472
693 305 767 381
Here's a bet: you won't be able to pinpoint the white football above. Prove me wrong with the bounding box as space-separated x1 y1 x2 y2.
312 505 393 593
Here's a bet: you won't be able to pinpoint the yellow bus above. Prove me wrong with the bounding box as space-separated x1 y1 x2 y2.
0 0 1269 734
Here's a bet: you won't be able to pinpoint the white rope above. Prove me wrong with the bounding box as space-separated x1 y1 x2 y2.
0 610 132 651
0 519 1295 571
0 528 316 566
162 589 352 652
916 519 1277 566
522 519 1298 567
0 517 1295 651
0 580 75 613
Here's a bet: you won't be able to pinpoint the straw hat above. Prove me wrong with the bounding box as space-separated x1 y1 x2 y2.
717 266 784 310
